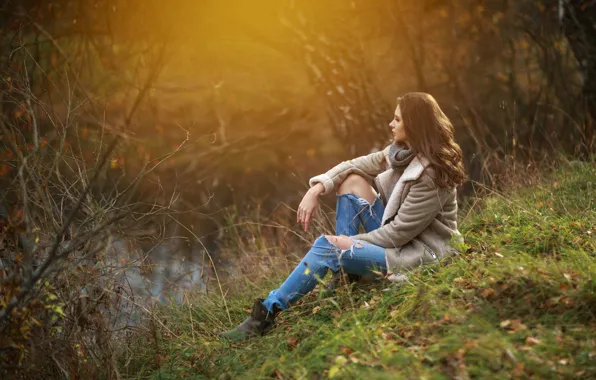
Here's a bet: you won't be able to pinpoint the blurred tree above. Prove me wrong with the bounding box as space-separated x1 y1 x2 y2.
279 0 392 155
560 0 596 153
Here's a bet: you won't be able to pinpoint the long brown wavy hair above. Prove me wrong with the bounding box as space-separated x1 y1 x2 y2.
398 92 465 188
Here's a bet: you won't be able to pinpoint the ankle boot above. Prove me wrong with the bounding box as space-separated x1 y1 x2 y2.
220 298 279 340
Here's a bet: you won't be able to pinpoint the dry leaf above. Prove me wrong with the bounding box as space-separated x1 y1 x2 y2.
513 362 525 377
525 337 541 346
509 319 527 331
287 336 298 348
381 332 394 341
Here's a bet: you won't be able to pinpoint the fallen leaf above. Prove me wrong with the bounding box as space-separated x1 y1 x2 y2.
287 336 298 348
513 362 525 377
509 319 527 332
381 332 394 340
525 337 541 346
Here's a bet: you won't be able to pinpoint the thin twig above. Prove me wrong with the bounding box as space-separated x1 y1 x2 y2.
0 136 120 323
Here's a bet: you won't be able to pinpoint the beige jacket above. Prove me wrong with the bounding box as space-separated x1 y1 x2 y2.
309 145 462 282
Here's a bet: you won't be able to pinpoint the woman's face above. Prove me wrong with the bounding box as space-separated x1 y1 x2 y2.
389 105 408 146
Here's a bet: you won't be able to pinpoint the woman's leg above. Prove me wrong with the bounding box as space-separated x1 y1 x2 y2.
359 193 385 233
336 174 384 236
336 239 387 276
262 175 385 313
330 174 385 287
262 235 386 312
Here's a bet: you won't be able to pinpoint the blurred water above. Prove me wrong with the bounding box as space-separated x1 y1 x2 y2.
97 233 211 327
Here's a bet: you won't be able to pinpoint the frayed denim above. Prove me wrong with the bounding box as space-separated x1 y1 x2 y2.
335 193 385 236
262 193 387 312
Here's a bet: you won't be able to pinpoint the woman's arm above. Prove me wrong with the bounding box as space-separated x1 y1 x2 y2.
297 183 324 231
309 146 390 195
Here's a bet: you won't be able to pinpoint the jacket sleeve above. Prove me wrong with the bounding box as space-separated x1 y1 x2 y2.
351 174 449 248
308 146 390 195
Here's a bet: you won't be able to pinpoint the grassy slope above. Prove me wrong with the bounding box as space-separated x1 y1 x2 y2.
124 161 595 379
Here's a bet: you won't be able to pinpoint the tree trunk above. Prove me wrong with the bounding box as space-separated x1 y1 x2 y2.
561 0 596 153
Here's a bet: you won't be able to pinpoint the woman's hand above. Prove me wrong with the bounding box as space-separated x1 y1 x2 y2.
325 235 354 250
297 183 324 231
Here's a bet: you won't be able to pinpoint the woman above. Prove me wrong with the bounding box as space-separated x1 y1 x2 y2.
221 92 465 339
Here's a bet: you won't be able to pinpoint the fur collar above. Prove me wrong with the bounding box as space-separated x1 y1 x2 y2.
379 154 430 225
398 155 430 182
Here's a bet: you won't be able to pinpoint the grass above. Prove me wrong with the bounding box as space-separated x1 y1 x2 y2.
121 160 595 379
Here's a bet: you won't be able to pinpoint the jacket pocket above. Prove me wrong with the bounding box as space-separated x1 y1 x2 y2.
390 239 436 271
414 239 438 264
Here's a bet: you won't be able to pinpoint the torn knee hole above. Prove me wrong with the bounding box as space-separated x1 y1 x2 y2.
325 235 364 250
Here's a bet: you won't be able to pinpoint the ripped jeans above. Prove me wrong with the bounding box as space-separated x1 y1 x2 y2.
262 193 387 312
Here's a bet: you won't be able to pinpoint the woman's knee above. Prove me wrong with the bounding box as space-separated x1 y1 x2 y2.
337 174 377 203
338 174 368 194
